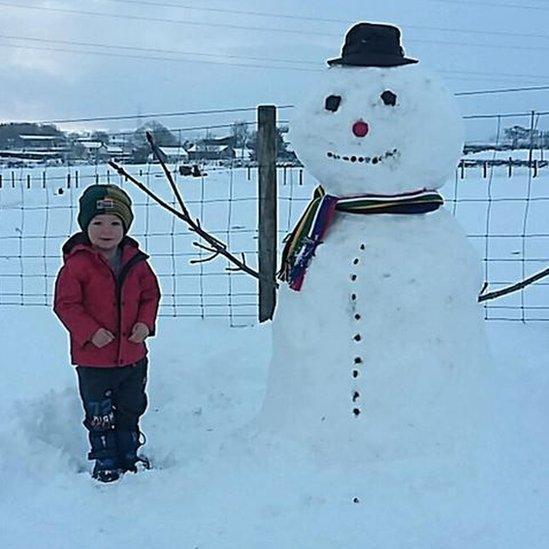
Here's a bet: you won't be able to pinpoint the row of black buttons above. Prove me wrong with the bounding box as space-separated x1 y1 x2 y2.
351 244 365 417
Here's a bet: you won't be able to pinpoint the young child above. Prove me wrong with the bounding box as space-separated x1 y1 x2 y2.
54 184 161 483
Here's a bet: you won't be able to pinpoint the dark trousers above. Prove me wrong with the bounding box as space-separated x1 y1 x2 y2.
76 358 148 463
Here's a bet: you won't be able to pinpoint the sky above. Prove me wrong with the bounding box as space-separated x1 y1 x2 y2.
1 0 548 140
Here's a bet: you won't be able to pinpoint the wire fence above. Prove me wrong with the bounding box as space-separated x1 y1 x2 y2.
1 111 548 324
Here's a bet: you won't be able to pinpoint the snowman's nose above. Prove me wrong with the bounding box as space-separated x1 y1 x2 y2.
352 120 369 137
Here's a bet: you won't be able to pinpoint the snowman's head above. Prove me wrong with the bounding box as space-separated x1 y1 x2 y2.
289 64 464 196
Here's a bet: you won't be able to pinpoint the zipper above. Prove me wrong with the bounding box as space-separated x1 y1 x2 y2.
97 248 149 364
115 251 148 364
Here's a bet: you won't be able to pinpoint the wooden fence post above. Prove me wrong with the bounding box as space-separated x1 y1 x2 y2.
257 105 277 322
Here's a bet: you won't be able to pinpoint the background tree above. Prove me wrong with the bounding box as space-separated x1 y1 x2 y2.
231 120 249 149
129 120 179 163
504 125 539 149
91 130 110 145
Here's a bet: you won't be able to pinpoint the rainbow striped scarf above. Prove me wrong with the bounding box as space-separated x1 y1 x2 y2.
279 186 444 291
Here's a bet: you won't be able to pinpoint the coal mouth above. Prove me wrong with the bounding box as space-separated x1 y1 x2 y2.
326 148 400 165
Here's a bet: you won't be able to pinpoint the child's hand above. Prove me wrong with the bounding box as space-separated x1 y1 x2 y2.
91 328 115 348
128 322 150 344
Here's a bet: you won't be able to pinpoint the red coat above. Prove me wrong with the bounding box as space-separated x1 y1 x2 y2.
54 233 161 368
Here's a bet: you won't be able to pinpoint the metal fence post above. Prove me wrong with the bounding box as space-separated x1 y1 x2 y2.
257 105 277 322
528 110 535 173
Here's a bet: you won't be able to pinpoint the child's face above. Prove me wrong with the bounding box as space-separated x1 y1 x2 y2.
87 213 124 253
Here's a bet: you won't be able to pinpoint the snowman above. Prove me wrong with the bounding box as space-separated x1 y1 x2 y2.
256 22 491 464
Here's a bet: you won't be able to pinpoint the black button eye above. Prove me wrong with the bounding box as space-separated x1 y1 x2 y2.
325 95 342 112
381 90 397 106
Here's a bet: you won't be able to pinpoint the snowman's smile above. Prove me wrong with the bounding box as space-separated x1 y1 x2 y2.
326 148 400 165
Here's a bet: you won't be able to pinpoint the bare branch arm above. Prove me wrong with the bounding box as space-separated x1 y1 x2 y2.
108 160 260 280
479 266 549 302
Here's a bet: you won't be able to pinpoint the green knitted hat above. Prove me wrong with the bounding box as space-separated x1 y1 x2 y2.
77 184 134 233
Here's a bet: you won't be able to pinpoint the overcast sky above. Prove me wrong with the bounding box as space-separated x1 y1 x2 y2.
1 0 548 139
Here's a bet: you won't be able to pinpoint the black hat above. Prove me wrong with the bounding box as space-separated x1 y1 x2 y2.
327 22 418 68
77 184 134 233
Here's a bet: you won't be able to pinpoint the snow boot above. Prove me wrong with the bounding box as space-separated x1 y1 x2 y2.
84 398 122 482
92 458 122 483
116 429 151 473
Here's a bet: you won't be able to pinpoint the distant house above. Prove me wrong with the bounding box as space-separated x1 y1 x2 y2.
187 143 234 162
80 141 104 151
75 138 132 162
106 145 131 162
0 149 63 165
109 134 128 147
147 146 189 164
19 134 66 150
79 141 109 162
13 134 68 165
202 135 236 147
232 147 254 162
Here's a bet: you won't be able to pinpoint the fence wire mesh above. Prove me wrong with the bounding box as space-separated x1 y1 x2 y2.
0 161 260 326
1 111 548 323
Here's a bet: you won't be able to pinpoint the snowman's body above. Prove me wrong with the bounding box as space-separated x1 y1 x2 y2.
257 63 490 462
261 211 489 461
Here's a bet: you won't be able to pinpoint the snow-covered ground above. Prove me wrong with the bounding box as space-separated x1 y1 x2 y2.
0 307 548 548
0 164 548 547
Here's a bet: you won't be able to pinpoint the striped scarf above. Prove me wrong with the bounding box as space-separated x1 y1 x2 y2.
279 186 444 291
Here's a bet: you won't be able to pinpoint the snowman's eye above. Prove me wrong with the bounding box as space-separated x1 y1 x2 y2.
325 95 341 112
381 90 397 106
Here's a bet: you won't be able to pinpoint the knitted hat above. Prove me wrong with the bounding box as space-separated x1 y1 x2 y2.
77 184 134 233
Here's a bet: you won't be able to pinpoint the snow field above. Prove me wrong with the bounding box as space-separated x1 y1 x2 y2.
0 307 548 548
0 161 547 547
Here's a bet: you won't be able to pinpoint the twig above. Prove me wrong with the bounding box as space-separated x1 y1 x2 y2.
478 266 549 302
108 159 260 280
193 241 219 253
145 132 190 218
190 252 220 264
